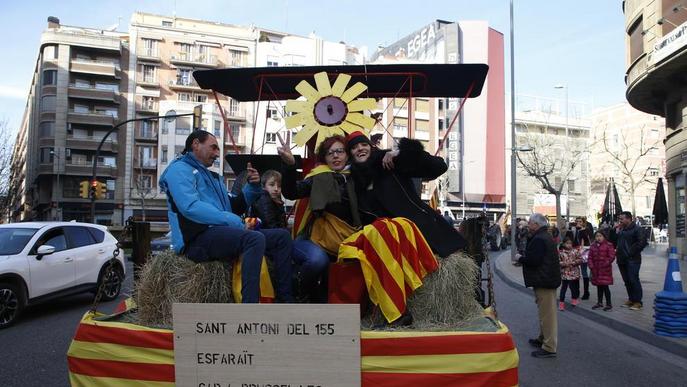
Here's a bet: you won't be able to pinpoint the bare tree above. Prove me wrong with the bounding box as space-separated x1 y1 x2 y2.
599 125 659 215
0 120 16 221
516 130 587 231
133 175 156 222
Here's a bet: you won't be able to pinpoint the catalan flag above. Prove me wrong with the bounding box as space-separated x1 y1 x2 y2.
67 311 518 387
231 256 275 303
338 217 439 323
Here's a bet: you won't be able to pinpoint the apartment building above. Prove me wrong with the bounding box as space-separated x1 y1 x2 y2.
9 17 127 223
124 12 258 223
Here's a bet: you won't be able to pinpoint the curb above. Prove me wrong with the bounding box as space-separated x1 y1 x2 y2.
492 250 687 359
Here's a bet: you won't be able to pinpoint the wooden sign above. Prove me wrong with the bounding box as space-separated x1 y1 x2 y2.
173 303 360 387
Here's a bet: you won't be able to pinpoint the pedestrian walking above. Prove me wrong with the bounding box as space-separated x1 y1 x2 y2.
575 217 593 300
588 230 615 311
615 211 647 310
517 213 561 358
558 237 582 310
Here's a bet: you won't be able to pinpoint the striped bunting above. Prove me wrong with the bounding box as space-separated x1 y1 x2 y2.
67 313 519 386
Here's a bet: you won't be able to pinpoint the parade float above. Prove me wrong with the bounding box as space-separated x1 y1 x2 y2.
67 64 519 386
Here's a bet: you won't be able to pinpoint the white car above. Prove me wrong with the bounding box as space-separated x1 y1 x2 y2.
0 222 126 328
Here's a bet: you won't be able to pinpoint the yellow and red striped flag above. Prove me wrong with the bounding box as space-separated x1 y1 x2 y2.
338 217 439 323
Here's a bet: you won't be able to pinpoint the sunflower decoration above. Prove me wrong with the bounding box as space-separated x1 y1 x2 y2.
284 71 377 148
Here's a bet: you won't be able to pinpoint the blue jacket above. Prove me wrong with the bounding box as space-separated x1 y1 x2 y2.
159 153 261 253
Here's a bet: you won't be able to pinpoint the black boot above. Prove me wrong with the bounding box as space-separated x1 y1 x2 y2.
582 278 590 300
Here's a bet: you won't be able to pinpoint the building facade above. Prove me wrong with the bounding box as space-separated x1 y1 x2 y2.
8 17 127 223
624 1 687 252
370 20 505 219
589 103 666 222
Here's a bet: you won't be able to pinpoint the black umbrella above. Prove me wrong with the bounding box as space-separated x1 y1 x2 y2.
601 180 623 225
652 177 669 227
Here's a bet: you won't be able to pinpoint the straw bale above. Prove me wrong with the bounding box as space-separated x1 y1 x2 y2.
135 250 233 327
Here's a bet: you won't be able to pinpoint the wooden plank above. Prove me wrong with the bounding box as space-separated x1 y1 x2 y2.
173 303 360 387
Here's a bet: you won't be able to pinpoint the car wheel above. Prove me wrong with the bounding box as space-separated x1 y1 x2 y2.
0 282 25 329
96 263 123 302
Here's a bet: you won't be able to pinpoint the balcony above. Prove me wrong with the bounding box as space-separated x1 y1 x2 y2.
69 85 120 103
137 47 160 62
168 78 207 91
66 135 119 153
134 159 158 170
134 129 158 142
64 160 117 177
68 110 116 126
136 101 159 114
136 76 160 88
70 58 120 78
170 52 218 68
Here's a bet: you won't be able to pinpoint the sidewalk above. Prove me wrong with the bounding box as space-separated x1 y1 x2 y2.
493 243 687 359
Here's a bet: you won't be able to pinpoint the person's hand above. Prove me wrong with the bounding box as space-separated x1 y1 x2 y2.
277 132 295 165
382 149 399 170
246 162 260 184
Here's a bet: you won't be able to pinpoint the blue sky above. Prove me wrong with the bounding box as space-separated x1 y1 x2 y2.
0 0 627 132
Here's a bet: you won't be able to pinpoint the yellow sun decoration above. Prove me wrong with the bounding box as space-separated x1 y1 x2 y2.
284 72 377 148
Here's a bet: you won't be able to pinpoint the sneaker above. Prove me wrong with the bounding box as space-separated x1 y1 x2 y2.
603 305 613 311
528 338 543 348
621 300 633 308
531 349 557 358
571 298 579 307
581 293 590 300
558 301 565 311
592 303 603 310
629 302 643 311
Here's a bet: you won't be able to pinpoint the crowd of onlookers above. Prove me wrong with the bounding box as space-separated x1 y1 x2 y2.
514 211 648 358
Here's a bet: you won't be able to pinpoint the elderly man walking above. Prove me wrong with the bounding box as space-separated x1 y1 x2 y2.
517 213 561 358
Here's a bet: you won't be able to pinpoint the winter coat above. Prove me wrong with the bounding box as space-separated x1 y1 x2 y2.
588 240 616 286
520 226 561 289
351 138 466 257
559 248 582 280
615 222 647 264
159 153 261 254
250 190 287 229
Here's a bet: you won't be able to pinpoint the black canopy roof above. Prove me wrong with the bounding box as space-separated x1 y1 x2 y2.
193 63 489 102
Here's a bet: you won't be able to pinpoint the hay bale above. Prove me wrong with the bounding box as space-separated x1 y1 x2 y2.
362 251 484 330
135 250 234 327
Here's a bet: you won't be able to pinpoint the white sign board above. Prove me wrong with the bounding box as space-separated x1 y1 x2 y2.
173 303 360 387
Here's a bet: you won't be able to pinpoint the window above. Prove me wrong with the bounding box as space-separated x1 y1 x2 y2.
227 124 240 142
177 69 192 85
73 104 89 113
266 107 279 119
142 64 156 83
142 96 157 110
95 106 118 118
649 168 660 177
229 49 245 66
649 147 659 156
33 228 67 253
39 122 54 137
161 146 168 163
195 94 207 103
214 120 222 137
41 95 56 112
628 17 643 63
64 226 96 248
567 179 576 193
87 227 105 243
650 128 660 138
43 45 58 59
40 148 54 163
438 119 444 130
198 45 210 62
138 146 155 167
74 79 90 88
95 82 118 92
178 92 191 102
138 175 153 189
438 99 444 110
266 56 279 67
176 117 191 134
42 70 57 86
230 99 239 116
141 38 158 57
98 156 116 167
265 133 277 143
162 20 172 27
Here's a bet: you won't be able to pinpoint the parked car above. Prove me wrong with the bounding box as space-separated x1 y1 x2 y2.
151 231 172 255
0 222 126 329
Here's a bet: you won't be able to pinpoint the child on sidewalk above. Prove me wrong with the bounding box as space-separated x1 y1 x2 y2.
250 170 287 229
559 237 582 311
588 230 615 311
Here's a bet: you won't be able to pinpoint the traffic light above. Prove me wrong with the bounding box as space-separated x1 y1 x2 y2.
79 181 89 199
96 181 108 200
193 104 203 131
89 180 98 199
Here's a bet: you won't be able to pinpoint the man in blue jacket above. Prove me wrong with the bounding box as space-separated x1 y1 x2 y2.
159 131 293 303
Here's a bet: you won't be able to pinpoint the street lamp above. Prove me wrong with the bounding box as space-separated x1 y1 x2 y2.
50 149 62 221
554 84 569 138
509 0 517 263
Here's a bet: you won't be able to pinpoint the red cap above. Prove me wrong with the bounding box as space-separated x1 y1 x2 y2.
345 131 370 150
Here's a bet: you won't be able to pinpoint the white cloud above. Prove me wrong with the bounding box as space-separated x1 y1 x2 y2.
0 85 26 100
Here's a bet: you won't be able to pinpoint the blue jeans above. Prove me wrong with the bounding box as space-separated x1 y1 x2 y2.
185 226 294 303
292 239 330 302
618 261 643 304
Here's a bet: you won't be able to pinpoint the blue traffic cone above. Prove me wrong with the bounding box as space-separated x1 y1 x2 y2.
663 247 683 293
